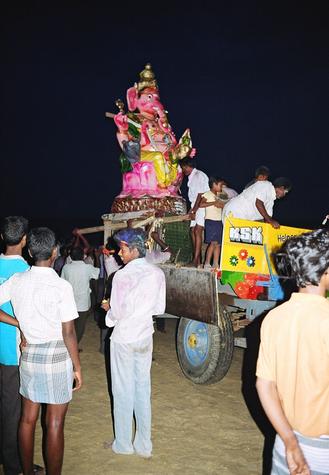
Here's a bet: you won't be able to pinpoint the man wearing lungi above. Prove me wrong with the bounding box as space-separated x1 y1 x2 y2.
256 229 329 474
0 227 82 475
102 228 166 458
180 157 210 267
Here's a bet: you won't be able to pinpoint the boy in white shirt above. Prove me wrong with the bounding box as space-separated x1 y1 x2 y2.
61 246 100 345
0 227 82 475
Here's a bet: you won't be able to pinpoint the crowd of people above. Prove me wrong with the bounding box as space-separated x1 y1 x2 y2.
0 217 169 474
180 160 292 268
0 162 328 474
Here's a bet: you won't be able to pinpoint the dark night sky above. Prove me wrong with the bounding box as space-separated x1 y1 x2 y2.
1 2 329 240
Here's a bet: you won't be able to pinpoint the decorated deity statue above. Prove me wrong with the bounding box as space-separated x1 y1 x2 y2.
112 63 195 203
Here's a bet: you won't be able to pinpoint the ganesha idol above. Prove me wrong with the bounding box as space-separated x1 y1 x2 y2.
111 63 195 209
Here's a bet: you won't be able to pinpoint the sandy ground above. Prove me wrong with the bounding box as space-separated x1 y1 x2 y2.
31 318 265 475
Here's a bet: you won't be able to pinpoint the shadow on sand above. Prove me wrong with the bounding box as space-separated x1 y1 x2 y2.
241 279 297 474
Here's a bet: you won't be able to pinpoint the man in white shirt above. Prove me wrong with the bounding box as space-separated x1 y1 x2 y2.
222 177 292 228
102 228 166 458
61 247 100 344
181 158 209 267
0 227 82 475
222 182 238 200
244 165 271 189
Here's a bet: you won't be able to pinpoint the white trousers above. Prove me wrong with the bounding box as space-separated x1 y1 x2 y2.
190 207 205 227
110 336 153 456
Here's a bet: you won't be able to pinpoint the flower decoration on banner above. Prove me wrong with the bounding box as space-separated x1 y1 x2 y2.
246 256 256 267
244 273 257 287
229 255 239 266
212 267 220 275
215 269 222 279
234 281 250 299
239 249 248 260
248 286 261 299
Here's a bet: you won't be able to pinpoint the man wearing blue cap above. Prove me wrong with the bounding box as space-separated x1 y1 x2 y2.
102 228 166 458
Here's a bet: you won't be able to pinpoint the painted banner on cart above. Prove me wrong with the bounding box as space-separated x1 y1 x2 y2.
221 217 310 276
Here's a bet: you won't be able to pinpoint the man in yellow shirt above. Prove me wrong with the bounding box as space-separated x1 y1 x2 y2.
256 229 329 474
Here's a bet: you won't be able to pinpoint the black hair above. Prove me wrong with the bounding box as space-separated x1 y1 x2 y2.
114 228 147 258
27 227 56 261
105 236 118 252
1 216 28 246
209 176 224 188
180 157 195 168
275 229 329 287
59 244 70 257
273 177 292 191
255 165 270 177
70 246 84 261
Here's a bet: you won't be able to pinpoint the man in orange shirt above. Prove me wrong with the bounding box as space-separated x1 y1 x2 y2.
256 229 329 474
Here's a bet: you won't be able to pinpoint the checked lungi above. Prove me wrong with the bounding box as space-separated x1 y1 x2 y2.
272 432 329 474
20 340 73 404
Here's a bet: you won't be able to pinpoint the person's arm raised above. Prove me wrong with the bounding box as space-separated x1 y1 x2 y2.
75 229 91 254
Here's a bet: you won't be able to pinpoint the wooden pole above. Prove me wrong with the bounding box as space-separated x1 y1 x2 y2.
77 213 191 243
78 226 105 235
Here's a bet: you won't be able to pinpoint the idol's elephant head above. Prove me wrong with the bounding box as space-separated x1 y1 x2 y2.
126 86 167 121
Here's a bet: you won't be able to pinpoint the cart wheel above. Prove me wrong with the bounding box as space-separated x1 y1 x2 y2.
176 309 233 384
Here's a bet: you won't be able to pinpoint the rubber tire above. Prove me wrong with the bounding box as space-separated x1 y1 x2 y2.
176 309 234 385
